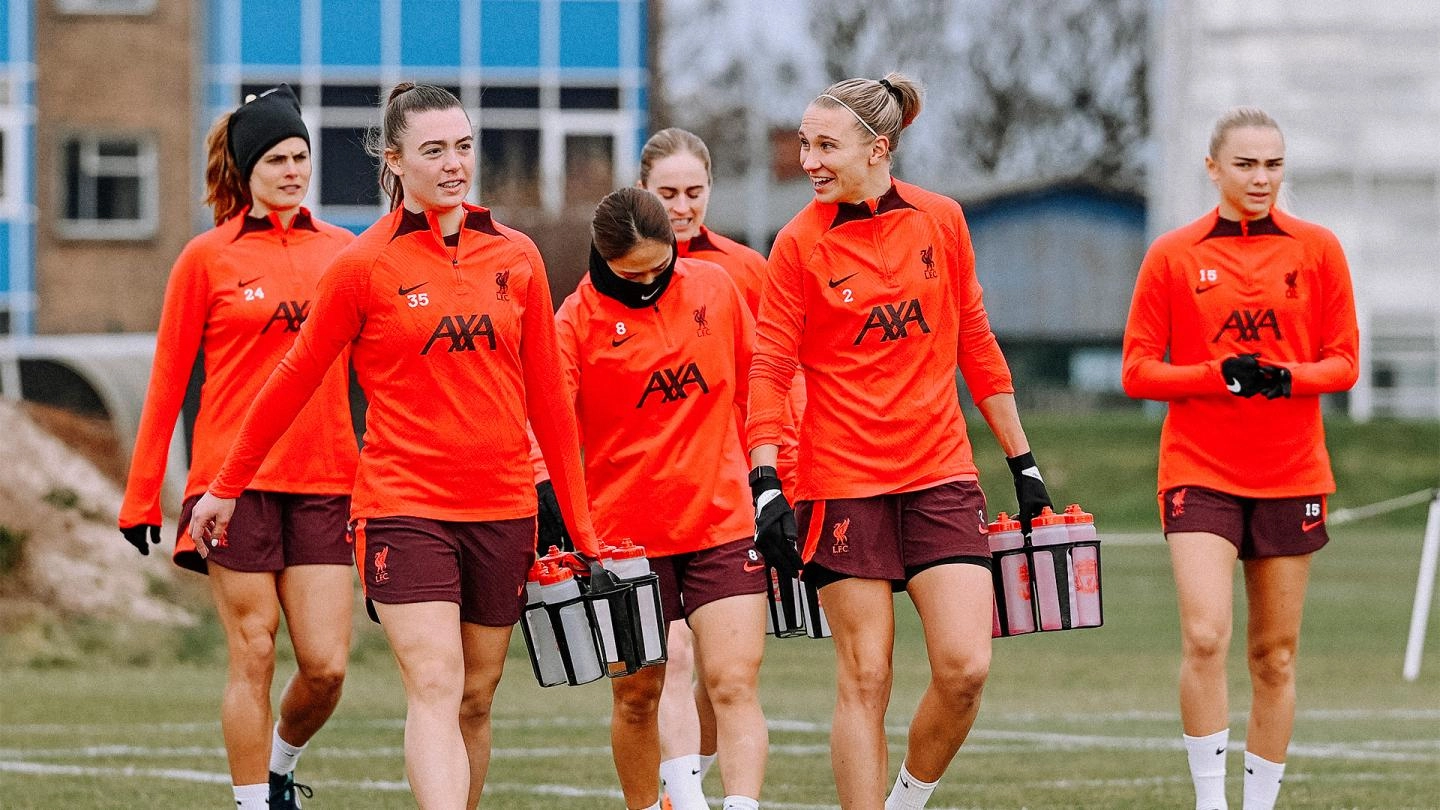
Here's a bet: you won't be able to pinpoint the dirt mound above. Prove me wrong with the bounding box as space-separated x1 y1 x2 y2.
0 399 194 628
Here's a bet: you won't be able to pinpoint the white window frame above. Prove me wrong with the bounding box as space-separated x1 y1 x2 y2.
0 107 20 219
57 132 159 241
54 0 156 15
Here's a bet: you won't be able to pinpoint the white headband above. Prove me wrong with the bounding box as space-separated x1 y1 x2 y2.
819 94 879 140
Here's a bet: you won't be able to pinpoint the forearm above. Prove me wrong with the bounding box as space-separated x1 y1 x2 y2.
975 393 1031 458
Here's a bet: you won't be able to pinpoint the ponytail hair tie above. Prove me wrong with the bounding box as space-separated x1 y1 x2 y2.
878 78 899 99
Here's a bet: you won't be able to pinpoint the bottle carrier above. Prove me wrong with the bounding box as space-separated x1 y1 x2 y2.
989 504 1104 637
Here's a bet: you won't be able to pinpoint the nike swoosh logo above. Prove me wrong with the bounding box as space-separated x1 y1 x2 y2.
612 335 635 347
1216 747 1226 755
1226 379 1243 393
1302 519 1323 532
238 277 263 287
398 282 429 295
690 768 702 776
1195 283 1221 294
640 289 660 301
828 272 859 288
742 561 765 573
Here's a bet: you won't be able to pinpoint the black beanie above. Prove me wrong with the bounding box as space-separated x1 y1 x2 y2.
228 83 309 180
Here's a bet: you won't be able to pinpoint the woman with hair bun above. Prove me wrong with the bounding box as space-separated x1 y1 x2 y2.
747 73 1053 808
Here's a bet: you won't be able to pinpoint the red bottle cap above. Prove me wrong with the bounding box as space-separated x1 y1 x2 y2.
607 537 647 559
1031 506 1066 527
1063 503 1095 524
536 561 575 586
988 512 1021 533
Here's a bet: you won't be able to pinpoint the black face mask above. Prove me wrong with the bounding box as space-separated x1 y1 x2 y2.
587 242 678 309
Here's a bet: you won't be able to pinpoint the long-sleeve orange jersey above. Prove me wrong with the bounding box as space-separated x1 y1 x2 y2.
1121 207 1359 497
210 204 599 554
749 179 1014 501
120 210 358 541
681 226 807 491
553 258 755 558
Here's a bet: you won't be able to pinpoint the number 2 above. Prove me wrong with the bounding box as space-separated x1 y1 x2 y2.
842 289 853 303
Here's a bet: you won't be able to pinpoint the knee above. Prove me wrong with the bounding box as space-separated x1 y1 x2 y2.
1248 640 1297 689
297 658 347 700
930 650 990 704
611 673 664 725
404 659 462 708
702 665 758 710
1181 622 1231 664
228 622 278 683
458 688 494 728
836 660 893 709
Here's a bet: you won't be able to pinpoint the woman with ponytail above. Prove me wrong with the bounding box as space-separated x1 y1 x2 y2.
747 73 1054 808
119 84 358 810
188 83 599 810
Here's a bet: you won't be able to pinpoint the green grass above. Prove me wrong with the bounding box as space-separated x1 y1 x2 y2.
2 526 1437 808
966 411 1440 529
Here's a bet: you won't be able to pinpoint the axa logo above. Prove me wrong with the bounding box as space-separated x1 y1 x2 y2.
260 300 311 334
920 245 937 278
421 314 497 354
636 362 709 407
1211 308 1282 343
495 270 510 301
693 305 711 337
373 546 390 584
832 518 851 554
853 298 932 345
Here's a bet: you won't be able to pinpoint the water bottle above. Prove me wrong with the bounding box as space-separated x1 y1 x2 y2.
522 561 568 686
537 561 603 684
601 539 666 665
988 512 1035 635
1029 506 1073 631
1064 503 1103 628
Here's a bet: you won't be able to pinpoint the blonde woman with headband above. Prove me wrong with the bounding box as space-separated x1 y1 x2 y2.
747 73 1053 809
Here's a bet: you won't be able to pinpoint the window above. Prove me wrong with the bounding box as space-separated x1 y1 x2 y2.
320 127 380 207
480 129 541 210
59 134 158 240
54 0 156 13
564 134 614 211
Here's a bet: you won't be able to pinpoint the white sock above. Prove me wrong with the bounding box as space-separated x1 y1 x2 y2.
1183 729 1230 810
698 752 717 779
660 754 709 810
722 796 759 810
635 803 661 810
1242 750 1285 810
233 783 268 809
269 724 307 775
884 762 939 810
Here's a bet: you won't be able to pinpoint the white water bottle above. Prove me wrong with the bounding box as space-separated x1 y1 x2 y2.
1064 503 1103 628
523 561 567 686
1029 506 1072 631
603 539 665 663
537 562 603 684
988 512 1035 635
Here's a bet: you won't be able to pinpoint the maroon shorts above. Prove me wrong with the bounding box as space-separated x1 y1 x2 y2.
796 480 991 590
648 537 768 623
1160 486 1330 560
352 515 536 627
177 491 351 574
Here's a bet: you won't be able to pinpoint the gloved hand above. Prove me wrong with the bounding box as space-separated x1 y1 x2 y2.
1006 452 1053 537
1255 363 1292 399
535 480 571 553
120 524 162 556
1221 353 1268 397
750 466 802 578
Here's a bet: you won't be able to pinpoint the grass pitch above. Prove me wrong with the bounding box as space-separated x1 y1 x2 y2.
3 525 1437 808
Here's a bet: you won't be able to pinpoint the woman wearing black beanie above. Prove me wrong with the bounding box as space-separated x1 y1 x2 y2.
119 83 359 810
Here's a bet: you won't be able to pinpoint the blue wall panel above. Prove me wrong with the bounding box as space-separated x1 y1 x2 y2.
481 0 540 67
402 0 460 67
560 1 619 68
0 222 12 293
322 0 381 66
241 0 302 64
0 2 10 63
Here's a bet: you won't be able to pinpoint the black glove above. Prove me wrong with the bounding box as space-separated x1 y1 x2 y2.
1006 452 1053 537
535 480 571 553
750 466 802 578
120 524 162 556
1255 364 1292 399
1221 353 1268 397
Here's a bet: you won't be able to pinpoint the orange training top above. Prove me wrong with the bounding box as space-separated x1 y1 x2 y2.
210 203 599 554
749 179 1014 501
120 209 358 555
553 257 754 557
681 226 806 491
1121 207 1359 497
